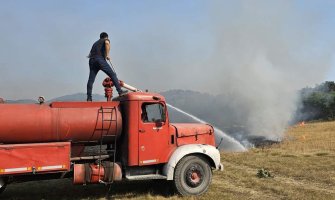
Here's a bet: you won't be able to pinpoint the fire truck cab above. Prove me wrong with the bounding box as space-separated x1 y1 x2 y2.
118 92 222 195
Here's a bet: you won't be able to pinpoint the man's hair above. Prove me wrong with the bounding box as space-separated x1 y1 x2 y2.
100 32 108 39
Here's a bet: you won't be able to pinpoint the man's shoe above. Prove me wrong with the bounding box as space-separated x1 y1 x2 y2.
118 90 128 96
87 97 92 102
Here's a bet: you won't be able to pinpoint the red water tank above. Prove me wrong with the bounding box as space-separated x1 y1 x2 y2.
0 101 122 144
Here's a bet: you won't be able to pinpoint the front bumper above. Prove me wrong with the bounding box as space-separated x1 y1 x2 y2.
218 163 224 171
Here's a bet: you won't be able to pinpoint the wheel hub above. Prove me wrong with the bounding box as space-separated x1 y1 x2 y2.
191 171 200 182
185 164 204 187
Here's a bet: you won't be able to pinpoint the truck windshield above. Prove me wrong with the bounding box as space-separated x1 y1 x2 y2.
141 103 166 123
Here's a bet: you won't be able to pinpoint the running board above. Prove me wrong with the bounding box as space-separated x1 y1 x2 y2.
125 174 167 181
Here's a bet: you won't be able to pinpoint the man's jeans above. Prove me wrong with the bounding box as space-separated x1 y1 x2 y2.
87 57 122 98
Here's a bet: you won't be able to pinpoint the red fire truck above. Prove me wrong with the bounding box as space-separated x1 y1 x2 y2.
0 80 222 196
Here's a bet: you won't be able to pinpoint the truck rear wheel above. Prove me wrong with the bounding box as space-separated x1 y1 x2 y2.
173 155 212 196
0 177 7 194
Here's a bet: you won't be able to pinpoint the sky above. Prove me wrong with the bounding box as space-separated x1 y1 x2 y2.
0 0 334 100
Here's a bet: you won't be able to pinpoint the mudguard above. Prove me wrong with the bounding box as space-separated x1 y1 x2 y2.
163 144 223 180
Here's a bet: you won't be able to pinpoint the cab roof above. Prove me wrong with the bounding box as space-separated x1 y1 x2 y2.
113 91 166 102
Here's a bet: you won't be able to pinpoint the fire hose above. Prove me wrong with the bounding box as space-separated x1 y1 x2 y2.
107 60 141 92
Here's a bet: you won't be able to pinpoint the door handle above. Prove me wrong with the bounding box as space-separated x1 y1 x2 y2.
153 127 162 130
139 129 145 133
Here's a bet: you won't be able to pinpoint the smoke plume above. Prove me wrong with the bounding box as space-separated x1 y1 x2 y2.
201 1 335 139
0 1 334 142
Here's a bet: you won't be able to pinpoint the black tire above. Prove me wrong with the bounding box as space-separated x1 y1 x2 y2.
0 178 7 194
173 155 212 196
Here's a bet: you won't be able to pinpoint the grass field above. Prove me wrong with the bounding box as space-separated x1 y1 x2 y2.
1 121 334 200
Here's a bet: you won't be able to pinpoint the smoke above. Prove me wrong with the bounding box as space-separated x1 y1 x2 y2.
0 1 334 141
200 1 335 139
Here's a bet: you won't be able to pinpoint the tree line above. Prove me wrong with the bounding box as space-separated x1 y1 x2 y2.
295 81 335 122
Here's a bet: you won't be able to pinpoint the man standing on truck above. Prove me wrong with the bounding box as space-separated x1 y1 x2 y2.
87 32 127 101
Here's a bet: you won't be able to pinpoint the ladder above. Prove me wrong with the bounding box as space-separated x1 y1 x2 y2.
96 106 118 184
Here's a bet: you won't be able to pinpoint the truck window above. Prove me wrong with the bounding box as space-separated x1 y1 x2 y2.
141 103 166 123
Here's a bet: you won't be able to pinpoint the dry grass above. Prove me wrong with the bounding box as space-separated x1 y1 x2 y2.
1 121 335 200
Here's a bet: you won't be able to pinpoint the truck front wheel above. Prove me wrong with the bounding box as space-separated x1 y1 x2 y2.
173 155 212 196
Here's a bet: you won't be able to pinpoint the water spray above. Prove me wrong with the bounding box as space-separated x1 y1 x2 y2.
166 103 246 152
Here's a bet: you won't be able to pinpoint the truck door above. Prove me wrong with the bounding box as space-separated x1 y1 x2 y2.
138 101 170 165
